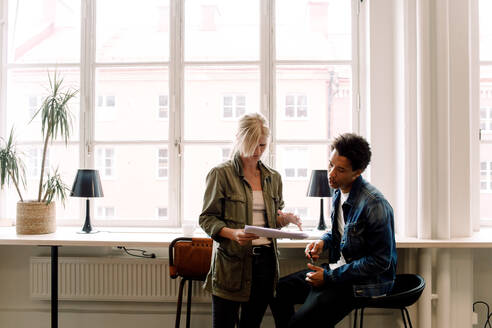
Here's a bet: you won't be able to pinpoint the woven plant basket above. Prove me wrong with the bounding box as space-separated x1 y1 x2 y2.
16 201 56 234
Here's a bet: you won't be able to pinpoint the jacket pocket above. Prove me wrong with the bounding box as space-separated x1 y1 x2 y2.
224 193 246 224
343 222 365 258
213 248 243 292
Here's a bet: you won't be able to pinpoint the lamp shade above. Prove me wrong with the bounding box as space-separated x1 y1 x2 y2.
70 169 104 198
306 170 332 197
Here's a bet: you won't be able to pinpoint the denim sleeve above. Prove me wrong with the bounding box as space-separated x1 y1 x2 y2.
324 199 395 283
320 231 335 252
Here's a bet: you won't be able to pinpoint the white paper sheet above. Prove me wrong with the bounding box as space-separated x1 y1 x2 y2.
244 225 309 239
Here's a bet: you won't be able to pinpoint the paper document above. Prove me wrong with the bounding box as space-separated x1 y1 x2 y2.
244 225 309 239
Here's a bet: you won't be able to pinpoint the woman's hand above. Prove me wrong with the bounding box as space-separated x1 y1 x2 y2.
219 227 259 246
277 210 303 230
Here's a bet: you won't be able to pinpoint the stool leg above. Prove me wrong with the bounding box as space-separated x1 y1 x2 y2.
176 278 186 328
403 308 413 328
186 280 192 328
353 308 358 328
359 308 364 328
400 309 408 328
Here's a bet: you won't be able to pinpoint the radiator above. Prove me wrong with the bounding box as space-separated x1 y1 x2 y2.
30 257 306 302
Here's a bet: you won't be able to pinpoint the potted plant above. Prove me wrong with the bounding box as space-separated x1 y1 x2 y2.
0 72 78 234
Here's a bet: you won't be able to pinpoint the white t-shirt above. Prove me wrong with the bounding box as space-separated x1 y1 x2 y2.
329 191 349 270
251 190 271 245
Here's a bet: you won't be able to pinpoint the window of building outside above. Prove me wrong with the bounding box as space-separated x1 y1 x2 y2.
96 95 117 121
480 0 492 222
1 0 355 228
222 94 246 119
284 94 308 119
480 162 492 192
157 207 168 219
96 148 115 179
158 95 169 119
97 206 115 219
157 148 169 179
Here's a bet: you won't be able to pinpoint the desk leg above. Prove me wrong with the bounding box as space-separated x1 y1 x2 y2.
51 246 58 328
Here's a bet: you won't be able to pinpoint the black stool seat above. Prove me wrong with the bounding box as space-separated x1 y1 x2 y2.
353 274 425 328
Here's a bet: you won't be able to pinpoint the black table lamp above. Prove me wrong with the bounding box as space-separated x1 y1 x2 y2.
306 170 332 230
71 169 104 233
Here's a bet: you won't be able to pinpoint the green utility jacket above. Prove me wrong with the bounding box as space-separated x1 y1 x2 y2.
199 153 285 302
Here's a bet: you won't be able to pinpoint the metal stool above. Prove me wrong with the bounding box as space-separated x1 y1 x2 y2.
169 237 213 328
353 274 425 328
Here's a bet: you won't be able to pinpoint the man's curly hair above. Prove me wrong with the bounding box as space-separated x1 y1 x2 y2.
331 133 371 171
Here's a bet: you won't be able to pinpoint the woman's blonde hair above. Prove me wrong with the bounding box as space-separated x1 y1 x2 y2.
233 112 270 158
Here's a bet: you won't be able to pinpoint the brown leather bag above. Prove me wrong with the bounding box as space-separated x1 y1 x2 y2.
169 237 213 280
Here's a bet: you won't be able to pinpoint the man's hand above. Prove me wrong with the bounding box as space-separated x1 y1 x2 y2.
305 263 325 287
305 240 324 261
219 227 259 246
277 210 303 230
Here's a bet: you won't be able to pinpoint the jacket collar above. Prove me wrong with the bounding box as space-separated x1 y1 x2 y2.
232 152 273 180
333 175 364 207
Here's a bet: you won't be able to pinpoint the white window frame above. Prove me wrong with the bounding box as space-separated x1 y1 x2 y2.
0 0 360 228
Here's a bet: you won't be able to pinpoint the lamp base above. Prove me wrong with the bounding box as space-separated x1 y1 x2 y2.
77 230 100 234
317 198 327 231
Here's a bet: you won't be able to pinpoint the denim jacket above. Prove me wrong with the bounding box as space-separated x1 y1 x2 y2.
320 176 397 298
199 153 284 302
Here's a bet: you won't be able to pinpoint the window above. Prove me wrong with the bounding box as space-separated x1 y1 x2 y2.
158 95 169 119
97 206 115 219
282 147 308 179
157 148 168 179
96 95 117 121
1 0 355 228
25 147 47 179
284 94 308 119
283 207 308 218
157 207 168 219
96 148 115 179
222 95 246 119
480 0 492 220
221 147 232 162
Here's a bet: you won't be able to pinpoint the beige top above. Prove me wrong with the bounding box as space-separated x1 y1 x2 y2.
252 190 271 246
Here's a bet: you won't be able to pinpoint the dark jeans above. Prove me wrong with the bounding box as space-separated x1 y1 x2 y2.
212 246 275 328
271 266 357 328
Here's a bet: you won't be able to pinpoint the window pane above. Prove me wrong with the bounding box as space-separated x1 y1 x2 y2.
276 65 352 140
8 0 80 64
96 0 170 62
95 67 169 141
6 68 80 143
93 144 169 222
183 144 233 221
480 0 492 61
276 0 351 60
184 66 260 140
4 144 80 221
185 0 259 61
277 144 330 226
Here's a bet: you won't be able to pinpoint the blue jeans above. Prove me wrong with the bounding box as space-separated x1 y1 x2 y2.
212 245 275 328
271 266 357 328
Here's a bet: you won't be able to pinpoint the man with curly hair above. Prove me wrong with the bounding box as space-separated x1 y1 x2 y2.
271 133 397 327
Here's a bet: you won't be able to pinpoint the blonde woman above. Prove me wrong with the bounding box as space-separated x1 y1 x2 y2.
199 112 302 328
